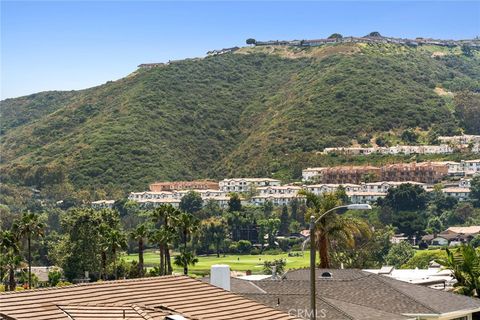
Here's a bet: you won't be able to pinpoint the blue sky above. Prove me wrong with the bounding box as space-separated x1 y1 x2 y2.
1 1 479 99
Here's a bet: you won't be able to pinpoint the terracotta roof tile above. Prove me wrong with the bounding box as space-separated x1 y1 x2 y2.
0 276 298 320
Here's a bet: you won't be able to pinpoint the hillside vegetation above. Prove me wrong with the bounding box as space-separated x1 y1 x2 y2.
1 43 479 199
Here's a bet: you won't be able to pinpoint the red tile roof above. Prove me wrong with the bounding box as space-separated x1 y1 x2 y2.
0 275 298 320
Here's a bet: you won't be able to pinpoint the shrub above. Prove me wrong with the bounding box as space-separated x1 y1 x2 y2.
263 258 287 275
236 240 252 254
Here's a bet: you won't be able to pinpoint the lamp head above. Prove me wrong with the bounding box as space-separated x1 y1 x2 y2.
346 204 372 210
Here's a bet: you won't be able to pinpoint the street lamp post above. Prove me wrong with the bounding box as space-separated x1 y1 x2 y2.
308 204 372 320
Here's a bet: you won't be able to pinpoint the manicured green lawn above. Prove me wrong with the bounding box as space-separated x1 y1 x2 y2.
122 251 310 276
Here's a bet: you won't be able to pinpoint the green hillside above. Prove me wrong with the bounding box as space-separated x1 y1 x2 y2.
1 43 479 199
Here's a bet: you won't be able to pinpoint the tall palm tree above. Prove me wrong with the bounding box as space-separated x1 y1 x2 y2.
13 212 45 289
129 224 148 277
149 226 176 275
177 212 199 251
150 205 180 275
106 229 127 280
299 190 371 268
0 230 21 291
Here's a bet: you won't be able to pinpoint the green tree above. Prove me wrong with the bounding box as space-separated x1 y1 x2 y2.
105 229 127 280
180 191 203 214
470 175 480 207
380 183 428 212
48 268 62 286
299 191 371 268
461 44 473 57
454 91 480 134
0 230 21 291
470 235 480 248
290 198 299 223
426 216 444 235
263 258 286 275
328 33 343 39
246 38 256 45
228 193 242 212
177 212 199 251
367 31 382 37
129 224 148 277
13 212 45 289
279 205 290 235
200 217 227 257
263 201 273 218
150 205 180 275
385 241 415 268
258 218 280 248
174 249 199 275
436 245 480 297
400 129 419 144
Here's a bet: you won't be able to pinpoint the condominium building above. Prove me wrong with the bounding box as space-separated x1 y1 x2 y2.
256 185 302 196
128 189 231 208
438 134 480 145
380 162 448 184
311 166 382 184
442 187 471 201
219 178 281 193
464 159 480 175
302 167 326 181
304 183 361 195
149 180 219 192
347 191 387 204
250 194 305 206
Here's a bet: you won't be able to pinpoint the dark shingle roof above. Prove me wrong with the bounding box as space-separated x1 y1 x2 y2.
208 269 480 320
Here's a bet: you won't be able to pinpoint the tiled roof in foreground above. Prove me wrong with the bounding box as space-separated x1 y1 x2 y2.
0 275 299 320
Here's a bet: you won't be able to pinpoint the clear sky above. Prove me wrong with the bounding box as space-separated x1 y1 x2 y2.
1 1 479 99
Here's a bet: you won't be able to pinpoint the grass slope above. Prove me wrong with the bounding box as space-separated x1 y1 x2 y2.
1 43 479 195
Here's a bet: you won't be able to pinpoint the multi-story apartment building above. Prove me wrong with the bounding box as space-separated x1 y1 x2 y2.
250 194 305 206
128 189 230 208
302 167 326 181
219 178 281 193
347 191 387 204
442 187 471 201
304 183 361 195
359 181 427 193
464 159 480 175
380 162 448 184
322 144 454 156
256 185 302 196
149 180 219 192
314 166 382 184
438 134 480 145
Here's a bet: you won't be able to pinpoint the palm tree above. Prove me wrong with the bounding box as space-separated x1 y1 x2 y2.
0 230 21 291
106 229 127 280
150 205 180 275
436 245 480 297
299 190 371 268
174 249 199 275
177 212 199 251
13 212 45 289
129 224 148 277
149 226 176 276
